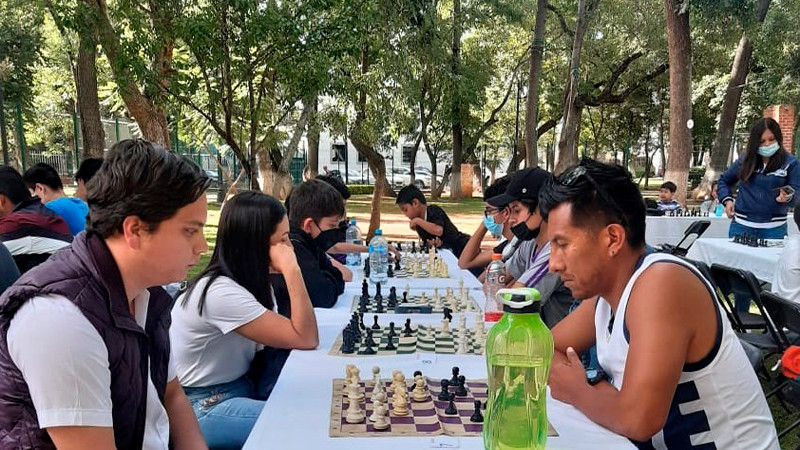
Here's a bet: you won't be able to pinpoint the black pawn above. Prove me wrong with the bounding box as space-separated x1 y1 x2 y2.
387 264 394 278
445 393 457 415
358 313 366 330
361 279 369 296
376 297 384 313
438 379 451 401
387 322 396 338
403 318 413 337
388 287 397 308
470 400 484 422
456 375 467 396
372 315 381 330
365 328 376 347
363 340 376 355
403 292 409 304
413 370 422 378
394 259 401 271
450 367 460 386
385 334 396 351
374 282 382 300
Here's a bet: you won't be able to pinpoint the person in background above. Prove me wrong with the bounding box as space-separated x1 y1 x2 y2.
395 184 471 258
773 207 800 305
458 176 513 276
23 162 89 235
0 166 72 273
75 157 104 202
0 139 209 449
542 158 777 448
656 181 683 212
700 181 720 215
719 117 800 238
0 242 19 295
172 192 318 448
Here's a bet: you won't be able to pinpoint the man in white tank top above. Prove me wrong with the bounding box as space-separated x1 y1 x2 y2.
538 159 778 449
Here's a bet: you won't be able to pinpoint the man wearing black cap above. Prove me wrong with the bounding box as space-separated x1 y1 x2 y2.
487 167 575 327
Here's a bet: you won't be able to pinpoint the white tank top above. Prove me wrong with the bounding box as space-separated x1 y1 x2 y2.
595 253 778 449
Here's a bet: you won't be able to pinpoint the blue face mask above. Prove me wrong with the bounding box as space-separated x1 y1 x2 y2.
483 215 503 237
758 142 780 157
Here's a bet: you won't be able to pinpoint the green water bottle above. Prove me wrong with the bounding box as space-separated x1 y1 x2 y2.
483 288 554 450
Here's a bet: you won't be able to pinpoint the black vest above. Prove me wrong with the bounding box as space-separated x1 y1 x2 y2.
0 233 172 449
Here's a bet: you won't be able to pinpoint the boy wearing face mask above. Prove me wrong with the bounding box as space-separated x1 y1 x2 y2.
487 167 577 327
272 179 346 309
458 176 514 275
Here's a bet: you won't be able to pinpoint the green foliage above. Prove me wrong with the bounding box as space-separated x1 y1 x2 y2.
346 184 375 195
0 0 44 106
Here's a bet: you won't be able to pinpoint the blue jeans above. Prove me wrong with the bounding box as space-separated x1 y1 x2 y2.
729 221 787 239
183 377 265 450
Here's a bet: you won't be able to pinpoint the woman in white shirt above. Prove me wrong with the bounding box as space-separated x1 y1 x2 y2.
171 191 318 449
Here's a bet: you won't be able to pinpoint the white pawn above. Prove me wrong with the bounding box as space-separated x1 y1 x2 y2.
412 375 428 402
372 402 390 430
459 315 467 332
441 318 451 336
457 332 469 354
420 292 427 304
371 366 384 399
369 391 387 422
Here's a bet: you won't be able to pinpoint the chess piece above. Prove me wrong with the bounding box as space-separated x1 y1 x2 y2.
392 372 406 392
402 291 409 304
444 392 457 415
341 327 356 354
374 282 383 300
394 259 401 272
456 375 468 396
412 375 428 402
369 391 387 422
358 312 366 330
376 296 384 313
387 321 396 338
438 379 451 401
345 385 366 423
348 374 365 401
403 318 413 337
470 400 484 422
388 286 397 303
456 332 469 354
393 386 409 416
385 334 396 351
372 315 380 330
420 292 427 304
443 307 453 322
372 366 383 390
387 264 394 278
372 402 390 430
441 318 450 336
459 314 467 331
450 367 460 386
344 364 354 389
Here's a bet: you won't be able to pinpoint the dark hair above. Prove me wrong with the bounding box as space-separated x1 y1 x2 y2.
0 166 29 205
483 176 511 201
287 179 345 226
740 118 786 182
316 174 351 200
659 181 677 193
184 191 285 315
23 163 63 191
75 158 104 183
395 184 427 205
85 139 210 238
539 158 646 248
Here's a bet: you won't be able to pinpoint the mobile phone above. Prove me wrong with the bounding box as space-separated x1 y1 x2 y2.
773 186 796 196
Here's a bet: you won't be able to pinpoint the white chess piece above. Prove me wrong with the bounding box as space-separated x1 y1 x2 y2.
371 366 384 398
457 332 469 354
441 318 451 336
369 391 387 422
393 385 409 416
372 402 390 430
459 315 467 332
412 375 428 402
349 375 365 401
345 383 366 423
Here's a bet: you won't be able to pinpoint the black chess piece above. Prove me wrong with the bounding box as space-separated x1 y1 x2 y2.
450 367 460 386
358 300 367 314
397 242 403 252
412 241 417 253
374 283 382 300
341 327 355 354
389 287 397 302
359 312 366 330
387 264 394 278
438 379 451 401
403 318 413 337
365 328 376 347
456 375 467 396
387 322 396 338
413 370 422 378
470 400 484 422
361 279 369 295
445 393 457 415
403 292 409 303
363 339 376 355
443 307 453 322
385 334 396 351
372 315 381 330
376 297 384 313
394 259 401 272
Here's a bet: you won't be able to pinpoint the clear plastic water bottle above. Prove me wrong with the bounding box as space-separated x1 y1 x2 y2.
484 288 553 450
345 219 363 266
483 253 506 322
368 229 389 284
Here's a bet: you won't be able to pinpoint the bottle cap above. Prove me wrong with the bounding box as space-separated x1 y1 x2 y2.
491 253 502 261
350 219 357 225
375 229 382 235
496 288 541 313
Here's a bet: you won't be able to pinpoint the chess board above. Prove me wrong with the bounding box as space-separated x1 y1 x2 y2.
391 265 450 279
350 293 481 314
329 377 558 438
330 323 486 357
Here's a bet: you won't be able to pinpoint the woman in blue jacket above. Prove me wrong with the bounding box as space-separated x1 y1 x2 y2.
719 118 800 238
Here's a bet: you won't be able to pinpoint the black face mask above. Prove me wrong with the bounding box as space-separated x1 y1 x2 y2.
314 220 347 251
511 213 540 242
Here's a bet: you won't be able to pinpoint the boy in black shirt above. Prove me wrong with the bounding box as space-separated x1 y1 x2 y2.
395 185 471 258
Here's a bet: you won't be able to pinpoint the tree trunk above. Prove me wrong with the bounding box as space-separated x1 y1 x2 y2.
308 97 319 178
555 0 593 174
76 32 105 159
432 165 452 200
663 0 693 204
450 0 463 199
272 99 314 198
83 0 171 146
524 0 548 168
695 0 772 198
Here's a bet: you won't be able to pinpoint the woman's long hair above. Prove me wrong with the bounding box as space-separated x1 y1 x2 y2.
183 191 286 315
739 118 787 182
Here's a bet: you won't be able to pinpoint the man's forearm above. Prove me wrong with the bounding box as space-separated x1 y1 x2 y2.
415 219 443 237
165 380 208 450
568 381 657 442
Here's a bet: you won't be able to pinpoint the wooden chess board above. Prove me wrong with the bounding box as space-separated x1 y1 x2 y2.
349 294 481 314
329 324 486 357
391 266 450 279
329 377 558 438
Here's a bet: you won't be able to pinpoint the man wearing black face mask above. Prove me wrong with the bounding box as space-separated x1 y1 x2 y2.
271 179 346 310
486 167 576 327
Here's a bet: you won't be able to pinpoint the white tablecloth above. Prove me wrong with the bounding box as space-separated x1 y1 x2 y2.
685 238 784 283
244 252 633 449
243 323 635 449
645 214 798 247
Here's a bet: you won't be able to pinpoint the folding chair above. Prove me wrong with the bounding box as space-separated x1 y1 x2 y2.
681 258 743 333
760 292 800 438
660 220 711 257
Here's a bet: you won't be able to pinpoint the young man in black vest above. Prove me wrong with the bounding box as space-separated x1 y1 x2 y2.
0 139 209 449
